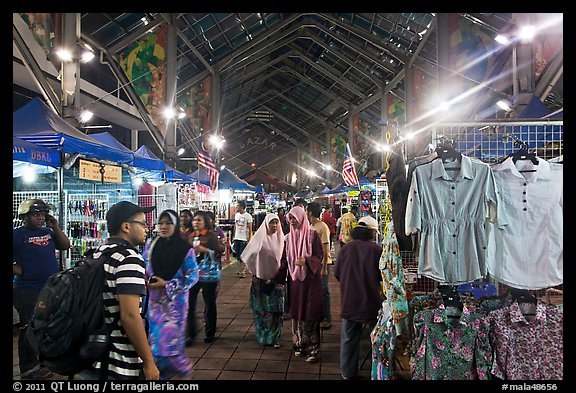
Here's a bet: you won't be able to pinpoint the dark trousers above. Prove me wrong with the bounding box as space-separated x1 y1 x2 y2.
321 265 331 322
340 318 376 378
188 281 218 340
13 287 41 374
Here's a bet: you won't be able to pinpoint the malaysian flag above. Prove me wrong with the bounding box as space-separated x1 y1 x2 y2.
198 139 219 192
342 143 359 186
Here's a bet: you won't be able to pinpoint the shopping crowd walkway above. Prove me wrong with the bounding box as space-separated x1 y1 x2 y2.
13 258 376 381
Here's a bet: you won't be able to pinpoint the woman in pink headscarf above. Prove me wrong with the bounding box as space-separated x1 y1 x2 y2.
285 205 324 363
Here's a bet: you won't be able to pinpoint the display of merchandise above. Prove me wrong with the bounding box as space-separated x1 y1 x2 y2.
406 152 498 285
487 155 563 289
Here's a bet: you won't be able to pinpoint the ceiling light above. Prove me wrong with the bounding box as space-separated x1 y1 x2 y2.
79 110 93 123
81 51 95 63
163 107 176 119
518 25 536 41
496 100 513 112
495 35 509 45
56 48 73 62
220 165 226 170
141 17 149 26
177 148 186 156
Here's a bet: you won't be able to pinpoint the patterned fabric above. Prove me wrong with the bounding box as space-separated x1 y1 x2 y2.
371 306 397 380
250 276 285 346
411 305 492 380
291 319 321 357
144 245 199 359
489 301 563 380
154 355 193 380
379 224 409 328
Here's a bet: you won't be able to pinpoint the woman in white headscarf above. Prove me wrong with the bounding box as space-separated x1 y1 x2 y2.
241 213 287 347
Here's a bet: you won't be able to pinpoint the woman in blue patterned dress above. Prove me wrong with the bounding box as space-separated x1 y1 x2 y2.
143 210 199 380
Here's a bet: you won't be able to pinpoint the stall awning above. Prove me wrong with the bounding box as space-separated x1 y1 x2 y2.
13 98 134 165
13 136 61 167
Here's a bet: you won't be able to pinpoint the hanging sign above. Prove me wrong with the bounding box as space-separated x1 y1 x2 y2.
79 159 122 183
347 190 360 197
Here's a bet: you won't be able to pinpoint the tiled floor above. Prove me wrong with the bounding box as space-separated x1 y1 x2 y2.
13 257 376 381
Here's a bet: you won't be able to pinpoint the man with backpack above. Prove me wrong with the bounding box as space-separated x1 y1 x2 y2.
13 199 70 379
84 201 160 380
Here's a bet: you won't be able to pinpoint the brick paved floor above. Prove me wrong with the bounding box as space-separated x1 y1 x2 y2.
13 257 379 381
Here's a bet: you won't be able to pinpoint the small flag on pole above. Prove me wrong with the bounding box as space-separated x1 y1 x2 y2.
198 139 219 192
342 143 359 186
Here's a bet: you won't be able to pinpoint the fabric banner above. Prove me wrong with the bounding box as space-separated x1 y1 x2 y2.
387 94 405 127
120 26 167 136
180 76 213 133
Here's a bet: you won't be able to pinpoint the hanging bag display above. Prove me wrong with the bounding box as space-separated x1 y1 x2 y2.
198 250 221 282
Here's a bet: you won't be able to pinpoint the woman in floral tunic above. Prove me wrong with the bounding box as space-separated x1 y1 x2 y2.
143 210 199 380
241 213 287 347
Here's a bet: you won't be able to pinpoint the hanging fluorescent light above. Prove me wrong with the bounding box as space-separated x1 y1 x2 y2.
79 110 94 123
496 100 513 112
23 165 37 183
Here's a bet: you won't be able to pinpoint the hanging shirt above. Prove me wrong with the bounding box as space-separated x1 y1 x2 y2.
487 157 563 289
379 222 408 334
489 301 563 380
411 304 492 380
405 155 501 285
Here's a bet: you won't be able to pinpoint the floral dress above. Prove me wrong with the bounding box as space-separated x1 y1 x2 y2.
410 304 492 380
370 303 397 380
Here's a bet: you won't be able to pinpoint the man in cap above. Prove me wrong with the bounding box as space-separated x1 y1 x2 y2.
334 215 382 380
13 199 70 379
82 201 160 380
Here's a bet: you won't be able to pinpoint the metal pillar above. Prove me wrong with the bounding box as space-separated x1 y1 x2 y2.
131 130 139 151
296 147 301 191
164 14 178 161
380 84 387 169
512 13 536 114
348 115 354 156
61 13 81 127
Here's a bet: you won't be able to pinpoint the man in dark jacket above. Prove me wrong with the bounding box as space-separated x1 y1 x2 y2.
334 215 383 380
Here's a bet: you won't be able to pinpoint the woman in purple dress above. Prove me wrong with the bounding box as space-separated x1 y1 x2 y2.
143 210 199 380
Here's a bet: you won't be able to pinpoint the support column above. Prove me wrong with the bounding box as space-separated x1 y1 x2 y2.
348 115 354 156
380 85 388 169
296 147 301 191
512 13 536 114
212 65 221 164
164 14 178 161
131 130 139 151
61 13 81 127
404 65 415 159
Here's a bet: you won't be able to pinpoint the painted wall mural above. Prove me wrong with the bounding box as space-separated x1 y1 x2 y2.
20 13 57 59
120 26 167 136
330 130 346 170
180 76 213 133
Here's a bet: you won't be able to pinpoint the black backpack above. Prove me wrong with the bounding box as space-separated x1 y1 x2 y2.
25 246 124 377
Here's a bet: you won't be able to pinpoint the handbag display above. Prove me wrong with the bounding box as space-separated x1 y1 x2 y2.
198 250 222 282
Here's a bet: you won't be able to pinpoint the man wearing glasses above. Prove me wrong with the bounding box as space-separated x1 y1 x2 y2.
83 201 160 380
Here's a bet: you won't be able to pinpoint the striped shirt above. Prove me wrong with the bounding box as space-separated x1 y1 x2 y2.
91 238 147 380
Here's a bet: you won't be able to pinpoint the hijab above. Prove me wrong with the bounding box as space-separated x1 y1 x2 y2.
286 206 313 281
241 213 284 280
151 209 193 281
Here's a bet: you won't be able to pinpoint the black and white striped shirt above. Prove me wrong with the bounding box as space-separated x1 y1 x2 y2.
92 238 146 380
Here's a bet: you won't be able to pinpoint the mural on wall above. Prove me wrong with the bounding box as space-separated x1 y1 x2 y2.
180 76 212 133
330 130 346 171
20 13 57 59
353 115 377 167
120 26 167 136
448 13 495 87
387 94 406 127
534 34 562 81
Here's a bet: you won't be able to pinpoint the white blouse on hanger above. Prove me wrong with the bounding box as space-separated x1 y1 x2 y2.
486 157 563 289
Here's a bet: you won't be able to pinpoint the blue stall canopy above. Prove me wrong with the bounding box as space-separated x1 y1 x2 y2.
13 98 134 165
90 132 133 154
13 136 61 167
191 167 260 191
134 145 166 171
165 165 196 183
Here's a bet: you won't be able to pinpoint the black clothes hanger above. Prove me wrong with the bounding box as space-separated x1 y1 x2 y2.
508 288 538 305
507 140 539 167
435 139 462 168
438 285 464 312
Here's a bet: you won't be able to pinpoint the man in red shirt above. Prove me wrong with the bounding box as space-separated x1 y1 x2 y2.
321 206 337 249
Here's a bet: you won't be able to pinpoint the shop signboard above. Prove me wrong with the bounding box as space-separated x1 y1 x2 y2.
347 190 359 197
79 159 122 183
